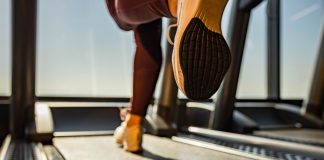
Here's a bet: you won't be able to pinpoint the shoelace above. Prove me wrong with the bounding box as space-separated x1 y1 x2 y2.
166 23 178 45
166 0 183 45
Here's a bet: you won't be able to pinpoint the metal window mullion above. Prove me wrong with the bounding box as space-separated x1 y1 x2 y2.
267 0 281 100
11 0 37 139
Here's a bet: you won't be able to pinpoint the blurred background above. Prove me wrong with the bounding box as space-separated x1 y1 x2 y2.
0 0 323 100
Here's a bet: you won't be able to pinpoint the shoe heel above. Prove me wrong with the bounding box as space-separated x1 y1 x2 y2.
193 0 229 33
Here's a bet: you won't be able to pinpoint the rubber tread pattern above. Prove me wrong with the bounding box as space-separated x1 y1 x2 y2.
179 18 231 100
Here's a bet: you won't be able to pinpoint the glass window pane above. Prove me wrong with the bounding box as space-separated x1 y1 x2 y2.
37 0 134 97
281 0 324 99
236 2 267 99
0 0 11 96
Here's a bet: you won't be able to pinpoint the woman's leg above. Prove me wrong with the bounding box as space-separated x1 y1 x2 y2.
106 0 173 30
131 19 163 118
117 19 163 122
114 19 163 152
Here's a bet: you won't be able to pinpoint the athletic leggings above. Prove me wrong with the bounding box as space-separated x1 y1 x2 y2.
105 0 173 116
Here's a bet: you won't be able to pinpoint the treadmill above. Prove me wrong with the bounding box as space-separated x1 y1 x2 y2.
1 0 324 160
168 0 324 159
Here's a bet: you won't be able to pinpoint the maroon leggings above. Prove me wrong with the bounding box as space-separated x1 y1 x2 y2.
106 0 172 116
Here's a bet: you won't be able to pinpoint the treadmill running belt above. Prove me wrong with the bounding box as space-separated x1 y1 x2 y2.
177 133 318 160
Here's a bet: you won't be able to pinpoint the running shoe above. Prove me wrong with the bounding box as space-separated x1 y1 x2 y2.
171 0 231 100
114 117 143 152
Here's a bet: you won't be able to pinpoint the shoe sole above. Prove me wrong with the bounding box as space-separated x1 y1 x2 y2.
180 18 230 100
173 0 231 100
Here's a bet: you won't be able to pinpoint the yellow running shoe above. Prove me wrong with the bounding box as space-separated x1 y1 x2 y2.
171 0 231 100
114 115 143 152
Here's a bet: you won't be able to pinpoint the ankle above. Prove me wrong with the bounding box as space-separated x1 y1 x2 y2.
126 114 143 127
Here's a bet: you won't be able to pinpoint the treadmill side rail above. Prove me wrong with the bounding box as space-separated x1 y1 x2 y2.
188 126 324 160
0 135 11 160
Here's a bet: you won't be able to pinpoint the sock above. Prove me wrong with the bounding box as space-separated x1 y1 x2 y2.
126 114 143 127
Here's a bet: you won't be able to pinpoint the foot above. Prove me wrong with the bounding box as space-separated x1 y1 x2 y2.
114 114 143 152
171 0 231 100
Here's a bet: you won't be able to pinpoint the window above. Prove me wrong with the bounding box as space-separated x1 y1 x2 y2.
236 1 267 99
37 0 135 97
281 0 324 99
0 0 11 96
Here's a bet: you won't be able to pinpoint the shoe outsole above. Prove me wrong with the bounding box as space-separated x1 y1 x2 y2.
179 18 231 100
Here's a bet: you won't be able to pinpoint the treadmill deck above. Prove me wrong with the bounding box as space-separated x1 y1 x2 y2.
54 134 252 160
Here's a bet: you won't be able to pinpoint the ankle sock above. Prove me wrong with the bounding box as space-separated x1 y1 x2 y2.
126 114 143 127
